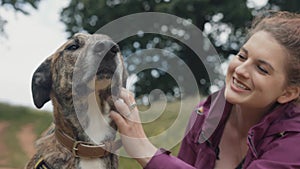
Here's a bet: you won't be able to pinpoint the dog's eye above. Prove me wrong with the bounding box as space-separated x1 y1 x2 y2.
65 44 80 51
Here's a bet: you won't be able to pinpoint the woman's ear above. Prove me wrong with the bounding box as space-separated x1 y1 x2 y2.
277 86 300 104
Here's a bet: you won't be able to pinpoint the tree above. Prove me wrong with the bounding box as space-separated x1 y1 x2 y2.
0 0 42 36
60 0 300 101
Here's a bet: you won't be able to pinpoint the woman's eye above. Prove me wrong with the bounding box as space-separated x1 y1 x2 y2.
65 44 80 51
237 54 247 60
257 66 269 74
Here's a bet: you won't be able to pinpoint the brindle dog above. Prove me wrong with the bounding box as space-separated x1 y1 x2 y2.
26 33 127 169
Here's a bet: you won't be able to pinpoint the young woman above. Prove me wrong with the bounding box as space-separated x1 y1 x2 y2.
110 11 300 169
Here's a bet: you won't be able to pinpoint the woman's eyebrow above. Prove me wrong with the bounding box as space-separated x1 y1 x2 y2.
257 59 275 71
240 47 248 54
241 46 275 71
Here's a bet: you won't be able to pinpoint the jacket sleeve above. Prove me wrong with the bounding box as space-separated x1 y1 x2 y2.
247 132 300 169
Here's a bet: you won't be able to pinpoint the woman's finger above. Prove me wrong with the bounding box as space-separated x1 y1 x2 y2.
109 111 128 131
119 88 137 111
114 98 139 122
114 99 130 115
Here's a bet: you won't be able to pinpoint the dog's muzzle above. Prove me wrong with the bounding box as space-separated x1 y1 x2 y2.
95 40 120 79
74 39 123 94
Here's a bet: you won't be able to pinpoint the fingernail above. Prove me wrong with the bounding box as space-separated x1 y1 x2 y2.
115 98 124 103
109 111 116 117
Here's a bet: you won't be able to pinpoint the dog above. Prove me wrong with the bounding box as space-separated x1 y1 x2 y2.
26 33 127 169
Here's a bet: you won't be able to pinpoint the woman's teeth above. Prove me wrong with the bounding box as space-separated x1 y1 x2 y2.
233 79 249 90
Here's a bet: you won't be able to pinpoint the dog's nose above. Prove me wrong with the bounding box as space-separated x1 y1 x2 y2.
94 40 120 54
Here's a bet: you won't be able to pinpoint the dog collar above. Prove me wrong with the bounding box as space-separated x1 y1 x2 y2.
55 129 122 158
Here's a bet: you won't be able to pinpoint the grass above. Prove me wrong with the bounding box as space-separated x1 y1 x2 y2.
0 95 201 168
0 102 52 168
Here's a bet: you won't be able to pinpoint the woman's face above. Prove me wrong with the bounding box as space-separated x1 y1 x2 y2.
225 31 289 109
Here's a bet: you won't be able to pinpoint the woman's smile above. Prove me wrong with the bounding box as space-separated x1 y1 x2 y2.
231 77 251 92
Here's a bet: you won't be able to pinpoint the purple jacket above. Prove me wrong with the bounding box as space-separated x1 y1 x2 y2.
145 88 300 169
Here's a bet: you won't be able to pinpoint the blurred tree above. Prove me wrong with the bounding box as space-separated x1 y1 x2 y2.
60 0 300 101
0 0 42 36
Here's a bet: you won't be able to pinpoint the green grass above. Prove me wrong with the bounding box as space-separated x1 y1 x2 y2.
0 103 52 135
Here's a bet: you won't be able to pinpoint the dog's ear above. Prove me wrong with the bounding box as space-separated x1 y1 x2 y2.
31 58 52 108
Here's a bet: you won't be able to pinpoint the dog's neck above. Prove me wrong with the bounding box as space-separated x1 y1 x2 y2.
51 95 86 141
51 91 116 144
83 91 116 144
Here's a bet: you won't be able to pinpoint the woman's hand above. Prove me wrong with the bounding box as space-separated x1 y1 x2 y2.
110 88 157 167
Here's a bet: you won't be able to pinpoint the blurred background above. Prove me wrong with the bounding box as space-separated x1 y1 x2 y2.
0 0 299 168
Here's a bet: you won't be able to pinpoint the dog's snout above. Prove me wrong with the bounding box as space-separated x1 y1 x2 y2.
94 40 120 54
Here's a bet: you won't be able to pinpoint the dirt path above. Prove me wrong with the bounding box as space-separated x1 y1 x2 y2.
0 122 37 169
16 123 37 158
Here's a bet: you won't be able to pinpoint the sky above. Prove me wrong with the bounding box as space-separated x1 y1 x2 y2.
0 0 69 111
0 0 268 112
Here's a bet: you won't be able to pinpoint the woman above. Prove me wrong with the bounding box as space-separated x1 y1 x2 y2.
110 11 300 169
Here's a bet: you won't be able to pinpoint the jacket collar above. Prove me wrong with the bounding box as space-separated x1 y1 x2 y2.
198 87 231 147
263 103 300 136
248 102 300 147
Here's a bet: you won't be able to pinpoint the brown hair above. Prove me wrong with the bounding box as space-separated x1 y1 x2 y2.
247 11 300 86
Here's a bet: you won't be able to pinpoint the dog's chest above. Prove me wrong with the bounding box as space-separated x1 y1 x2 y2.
77 93 114 168
79 159 107 168
84 93 115 143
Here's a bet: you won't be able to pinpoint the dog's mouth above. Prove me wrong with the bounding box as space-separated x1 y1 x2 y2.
95 68 115 90
95 66 122 108
92 42 124 112
96 68 114 80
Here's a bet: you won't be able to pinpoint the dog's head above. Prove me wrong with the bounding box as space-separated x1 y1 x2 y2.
31 33 127 112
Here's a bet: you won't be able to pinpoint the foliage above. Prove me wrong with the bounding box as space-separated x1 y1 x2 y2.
1 0 41 14
59 0 300 99
0 0 42 36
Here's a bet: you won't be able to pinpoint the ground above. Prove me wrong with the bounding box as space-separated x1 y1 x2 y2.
0 121 36 169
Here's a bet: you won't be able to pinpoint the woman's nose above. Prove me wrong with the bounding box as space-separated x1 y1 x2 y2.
235 63 250 79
